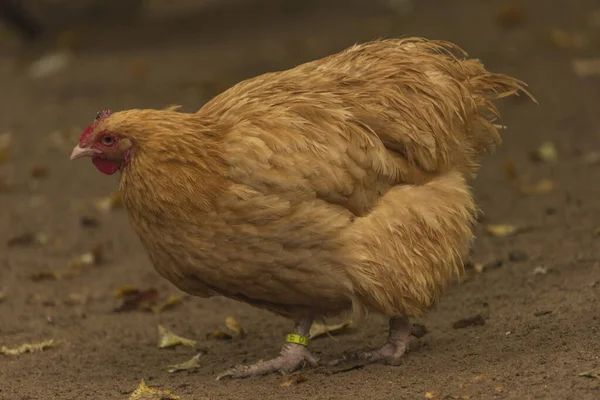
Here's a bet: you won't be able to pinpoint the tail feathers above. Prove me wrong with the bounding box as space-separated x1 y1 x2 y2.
353 38 537 176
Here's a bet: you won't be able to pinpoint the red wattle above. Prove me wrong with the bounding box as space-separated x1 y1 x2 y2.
92 157 121 175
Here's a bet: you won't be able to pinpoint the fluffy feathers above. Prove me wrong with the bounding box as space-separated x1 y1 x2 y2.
85 38 532 321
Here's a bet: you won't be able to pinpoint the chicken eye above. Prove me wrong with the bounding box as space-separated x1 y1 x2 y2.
102 136 114 145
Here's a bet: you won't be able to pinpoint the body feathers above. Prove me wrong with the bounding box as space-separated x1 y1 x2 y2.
100 38 531 320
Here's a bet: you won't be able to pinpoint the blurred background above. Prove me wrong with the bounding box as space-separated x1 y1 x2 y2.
1 1 599 399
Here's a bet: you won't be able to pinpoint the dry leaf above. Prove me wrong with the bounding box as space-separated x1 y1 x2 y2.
571 58 600 77
28 52 70 79
128 379 179 400
157 325 197 349
280 373 308 387
95 192 123 212
151 295 183 313
31 245 107 281
79 216 100 228
167 353 202 373
309 320 353 339
129 58 148 79
519 179 555 195
7 232 48 247
29 269 80 281
30 165 50 179
578 367 600 379
533 266 548 275
505 160 554 195
63 292 89 306
114 288 159 312
452 314 486 329
531 141 558 162
225 316 246 338
115 285 141 297
0 132 13 164
582 151 600 165
496 3 525 29
69 244 104 267
549 29 588 50
485 224 528 237
208 330 233 340
0 339 55 356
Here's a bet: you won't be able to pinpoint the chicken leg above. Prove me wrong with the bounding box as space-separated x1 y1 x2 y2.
361 317 412 364
333 316 411 366
216 317 319 380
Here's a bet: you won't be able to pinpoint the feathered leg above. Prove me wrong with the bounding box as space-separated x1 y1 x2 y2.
216 317 319 380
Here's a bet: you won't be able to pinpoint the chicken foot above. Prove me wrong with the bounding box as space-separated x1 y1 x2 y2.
333 316 411 366
216 317 319 380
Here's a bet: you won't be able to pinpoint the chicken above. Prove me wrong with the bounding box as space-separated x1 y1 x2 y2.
70 38 533 379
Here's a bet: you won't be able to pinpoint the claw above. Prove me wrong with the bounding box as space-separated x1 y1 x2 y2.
216 343 318 380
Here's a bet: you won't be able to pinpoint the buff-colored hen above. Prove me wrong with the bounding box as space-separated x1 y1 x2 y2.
70 38 533 379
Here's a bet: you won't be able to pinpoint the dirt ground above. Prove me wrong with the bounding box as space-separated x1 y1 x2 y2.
1 0 599 399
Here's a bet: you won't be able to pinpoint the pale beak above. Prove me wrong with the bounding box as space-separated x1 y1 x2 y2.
70 145 99 160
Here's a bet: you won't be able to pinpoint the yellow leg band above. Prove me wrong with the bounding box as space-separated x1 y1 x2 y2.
285 333 309 346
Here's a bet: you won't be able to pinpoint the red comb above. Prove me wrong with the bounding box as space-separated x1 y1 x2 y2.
79 109 112 145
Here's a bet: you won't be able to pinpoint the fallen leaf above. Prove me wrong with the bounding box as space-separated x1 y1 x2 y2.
280 372 308 387
167 353 202 373
28 52 70 79
329 364 365 374
28 269 80 281
505 160 555 195
496 3 525 29
533 266 548 275
95 192 123 212
7 232 48 247
508 250 528 262
63 292 90 306
208 330 233 340
530 141 558 162
549 29 588 50
129 58 148 79
452 314 486 329
157 325 197 349
225 316 246 338
114 288 159 312
29 165 50 179
151 295 183 313
582 151 600 165
0 339 55 356
80 216 100 228
578 367 600 379
485 224 528 237
309 320 353 339
571 58 600 77
69 244 104 267
534 310 552 317
114 285 141 297
128 379 180 400
519 179 555 195
0 132 12 164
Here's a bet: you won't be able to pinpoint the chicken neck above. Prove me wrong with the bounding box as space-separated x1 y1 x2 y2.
216 316 319 380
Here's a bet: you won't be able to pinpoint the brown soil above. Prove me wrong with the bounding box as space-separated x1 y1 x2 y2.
1 0 599 399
